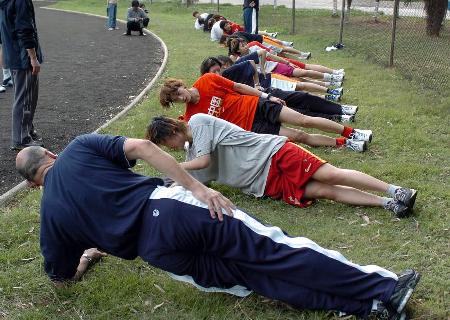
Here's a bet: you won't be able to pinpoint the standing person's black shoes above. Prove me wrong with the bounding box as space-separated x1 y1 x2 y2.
394 188 418 209
10 138 44 151
139 32 146 36
30 130 42 141
387 270 421 314
123 32 131 36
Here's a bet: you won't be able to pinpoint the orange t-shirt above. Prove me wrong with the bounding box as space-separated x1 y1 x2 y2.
183 73 259 131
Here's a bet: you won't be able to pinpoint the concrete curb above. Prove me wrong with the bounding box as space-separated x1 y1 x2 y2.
0 8 168 207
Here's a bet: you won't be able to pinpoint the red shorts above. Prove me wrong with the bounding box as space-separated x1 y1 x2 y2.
287 59 306 69
272 63 295 77
264 142 326 208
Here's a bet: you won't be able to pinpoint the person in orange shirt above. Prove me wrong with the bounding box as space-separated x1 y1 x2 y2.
159 73 372 152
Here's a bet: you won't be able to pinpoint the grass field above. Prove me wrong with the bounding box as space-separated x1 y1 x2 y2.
0 1 449 319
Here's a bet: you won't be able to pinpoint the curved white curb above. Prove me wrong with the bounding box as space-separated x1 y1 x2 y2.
0 7 168 207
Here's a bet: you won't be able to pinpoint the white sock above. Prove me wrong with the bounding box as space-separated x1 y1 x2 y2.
387 184 400 197
323 73 332 81
3 68 11 80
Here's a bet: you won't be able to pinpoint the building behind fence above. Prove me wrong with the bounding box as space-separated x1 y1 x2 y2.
189 0 449 94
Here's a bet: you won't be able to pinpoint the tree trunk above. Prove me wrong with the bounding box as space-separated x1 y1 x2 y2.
424 0 448 36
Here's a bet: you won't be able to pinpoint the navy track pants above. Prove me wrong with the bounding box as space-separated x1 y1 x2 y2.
138 186 397 317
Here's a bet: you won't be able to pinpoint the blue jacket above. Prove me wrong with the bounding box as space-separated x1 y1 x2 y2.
0 0 43 69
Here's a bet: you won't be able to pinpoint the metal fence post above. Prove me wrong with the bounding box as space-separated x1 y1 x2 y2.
338 0 345 44
389 0 400 67
291 0 295 34
217 0 220 12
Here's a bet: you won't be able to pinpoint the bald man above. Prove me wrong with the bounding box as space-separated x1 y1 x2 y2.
16 133 420 319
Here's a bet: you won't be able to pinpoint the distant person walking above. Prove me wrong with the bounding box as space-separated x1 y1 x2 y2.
0 0 44 150
243 0 258 34
106 0 118 30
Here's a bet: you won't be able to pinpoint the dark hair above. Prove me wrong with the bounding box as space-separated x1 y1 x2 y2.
200 57 222 75
146 116 188 145
216 55 234 67
192 11 199 17
203 14 214 32
131 0 139 7
227 37 246 56
16 146 46 182
159 78 186 108
219 20 228 30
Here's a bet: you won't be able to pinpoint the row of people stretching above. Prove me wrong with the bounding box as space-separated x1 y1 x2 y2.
14 10 421 320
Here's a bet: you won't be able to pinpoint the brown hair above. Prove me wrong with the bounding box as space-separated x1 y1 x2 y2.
159 78 186 108
145 116 188 145
227 37 245 56
192 11 199 17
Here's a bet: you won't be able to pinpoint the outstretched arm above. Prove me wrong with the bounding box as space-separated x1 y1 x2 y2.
180 154 211 171
124 139 234 220
233 82 286 106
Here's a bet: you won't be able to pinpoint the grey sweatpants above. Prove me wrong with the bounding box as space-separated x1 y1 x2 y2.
11 68 39 145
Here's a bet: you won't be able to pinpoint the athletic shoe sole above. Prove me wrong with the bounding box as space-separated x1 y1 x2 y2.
403 189 417 209
396 272 421 314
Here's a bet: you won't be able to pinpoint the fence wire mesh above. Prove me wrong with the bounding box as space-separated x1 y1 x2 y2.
342 0 449 94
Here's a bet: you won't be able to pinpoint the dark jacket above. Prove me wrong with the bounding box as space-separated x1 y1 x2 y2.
0 0 43 69
243 0 259 10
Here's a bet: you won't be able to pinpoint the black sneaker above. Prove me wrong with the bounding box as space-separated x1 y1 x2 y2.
30 130 42 141
2 76 13 87
384 200 410 218
368 301 408 320
394 188 417 209
10 140 44 151
387 270 421 314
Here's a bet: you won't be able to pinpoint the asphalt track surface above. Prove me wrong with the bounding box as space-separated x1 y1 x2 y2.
0 2 164 195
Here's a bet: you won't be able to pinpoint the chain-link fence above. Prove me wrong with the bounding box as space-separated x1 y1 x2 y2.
182 0 449 94
342 0 449 93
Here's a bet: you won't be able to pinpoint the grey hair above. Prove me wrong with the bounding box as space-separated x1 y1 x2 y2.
16 147 46 181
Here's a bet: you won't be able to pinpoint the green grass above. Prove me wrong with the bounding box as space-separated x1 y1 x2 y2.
1 1 449 319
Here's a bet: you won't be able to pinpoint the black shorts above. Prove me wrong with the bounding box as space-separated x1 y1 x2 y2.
251 98 282 135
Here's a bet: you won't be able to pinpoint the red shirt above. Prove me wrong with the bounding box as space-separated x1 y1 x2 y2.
183 73 259 131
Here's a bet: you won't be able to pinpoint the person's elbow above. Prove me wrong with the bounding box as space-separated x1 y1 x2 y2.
124 138 156 161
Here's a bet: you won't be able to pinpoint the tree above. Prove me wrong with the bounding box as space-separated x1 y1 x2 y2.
424 0 448 36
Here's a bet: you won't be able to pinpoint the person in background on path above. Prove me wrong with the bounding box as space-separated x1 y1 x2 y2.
0 0 44 150
106 0 119 31
124 0 149 36
0 37 13 93
243 0 259 34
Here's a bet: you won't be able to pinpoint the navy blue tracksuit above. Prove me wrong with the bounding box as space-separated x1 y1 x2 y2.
139 186 397 318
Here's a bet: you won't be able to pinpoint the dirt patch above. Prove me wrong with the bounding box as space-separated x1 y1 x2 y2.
0 3 164 195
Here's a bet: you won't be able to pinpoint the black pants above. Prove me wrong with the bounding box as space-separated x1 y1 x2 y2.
126 18 149 34
267 88 344 120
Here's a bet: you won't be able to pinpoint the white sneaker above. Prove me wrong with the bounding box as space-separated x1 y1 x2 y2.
299 52 311 60
346 139 367 152
0 85 5 93
329 80 342 87
282 41 294 47
108 27 114 31
268 32 278 38
350 129 373 142
333 68 345 76
340 114 355 123
331 74 344 82
341 105 358 115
